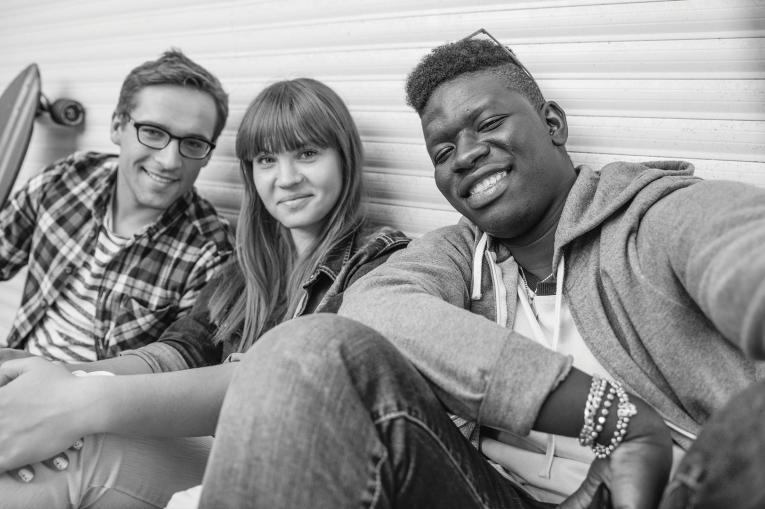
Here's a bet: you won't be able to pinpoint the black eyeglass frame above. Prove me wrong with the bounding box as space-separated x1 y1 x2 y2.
126 115 216 160
460 28 536 83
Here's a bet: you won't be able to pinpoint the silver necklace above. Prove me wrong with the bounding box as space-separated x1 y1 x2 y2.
518 266 555 309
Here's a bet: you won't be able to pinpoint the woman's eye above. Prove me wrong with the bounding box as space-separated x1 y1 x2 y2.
298 148 319 159
255 155 275 166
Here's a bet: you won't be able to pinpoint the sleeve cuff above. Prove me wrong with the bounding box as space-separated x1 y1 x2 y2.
120 342 191 373
479 333 574 435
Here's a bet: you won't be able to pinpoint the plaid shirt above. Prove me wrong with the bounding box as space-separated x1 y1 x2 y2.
0 151 233 359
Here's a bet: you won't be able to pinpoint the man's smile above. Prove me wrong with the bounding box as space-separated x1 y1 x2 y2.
142 168 179 184
469 170 508 196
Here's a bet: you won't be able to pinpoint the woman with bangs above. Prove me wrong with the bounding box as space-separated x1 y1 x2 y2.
0 78 409 508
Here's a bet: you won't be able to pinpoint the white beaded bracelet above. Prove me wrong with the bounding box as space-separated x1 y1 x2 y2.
591 380 638 459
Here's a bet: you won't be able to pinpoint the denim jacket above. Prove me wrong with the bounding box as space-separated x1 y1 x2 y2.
121 223 409 372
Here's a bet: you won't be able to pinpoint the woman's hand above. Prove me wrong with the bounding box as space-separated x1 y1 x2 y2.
560 403 672 509
8 440 83 483
0 357 97 472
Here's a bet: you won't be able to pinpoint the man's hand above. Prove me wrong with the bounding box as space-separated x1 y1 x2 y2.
0 357 94 473
0 348 35 366
560 406 672 509
659 379 765 509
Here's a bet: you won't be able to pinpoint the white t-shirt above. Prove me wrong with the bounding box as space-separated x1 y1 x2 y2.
480 288 686 503
26 215 130 362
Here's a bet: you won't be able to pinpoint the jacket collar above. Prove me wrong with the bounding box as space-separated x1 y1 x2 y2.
301 228 357 288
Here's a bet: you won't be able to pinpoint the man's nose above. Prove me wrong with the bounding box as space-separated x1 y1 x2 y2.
453 131 488 171
154 139 183 169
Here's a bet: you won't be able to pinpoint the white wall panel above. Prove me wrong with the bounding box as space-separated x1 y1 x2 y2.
0 0 763 339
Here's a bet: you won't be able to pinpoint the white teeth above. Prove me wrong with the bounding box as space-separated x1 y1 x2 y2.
144 169 175 184
469 171 507 195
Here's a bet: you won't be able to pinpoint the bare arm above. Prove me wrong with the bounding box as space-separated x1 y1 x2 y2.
0 357 236 471
65 354 154 375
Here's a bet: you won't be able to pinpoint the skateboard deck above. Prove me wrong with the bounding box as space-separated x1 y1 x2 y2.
0 64 85 207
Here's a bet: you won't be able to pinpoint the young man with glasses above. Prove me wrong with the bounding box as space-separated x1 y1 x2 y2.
194 31 764 508
0 49 232 363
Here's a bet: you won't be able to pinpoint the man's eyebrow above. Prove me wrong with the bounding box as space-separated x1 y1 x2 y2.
424 101 492 145
133 118 213 141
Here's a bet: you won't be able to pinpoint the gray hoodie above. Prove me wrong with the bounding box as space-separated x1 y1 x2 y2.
339 160 765 449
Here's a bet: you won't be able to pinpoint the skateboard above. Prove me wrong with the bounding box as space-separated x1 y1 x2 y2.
0 63 85 207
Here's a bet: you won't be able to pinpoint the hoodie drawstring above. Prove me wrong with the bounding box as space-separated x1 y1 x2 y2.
471 233 488 300
516 257 566 479
473 234 573 478
471 232 508 326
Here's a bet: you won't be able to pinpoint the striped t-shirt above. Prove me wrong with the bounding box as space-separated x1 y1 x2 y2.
26 216 131 362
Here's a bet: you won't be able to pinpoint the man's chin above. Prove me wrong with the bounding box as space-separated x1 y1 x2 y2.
136 193 180 213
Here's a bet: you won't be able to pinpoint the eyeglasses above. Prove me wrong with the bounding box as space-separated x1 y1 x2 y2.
460 28 536 83
127 115 215 160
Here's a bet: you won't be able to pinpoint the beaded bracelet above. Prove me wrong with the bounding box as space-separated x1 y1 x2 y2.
578 375 608 447
591 380 638 459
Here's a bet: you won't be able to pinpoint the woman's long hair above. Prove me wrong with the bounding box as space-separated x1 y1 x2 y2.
208 78 365 352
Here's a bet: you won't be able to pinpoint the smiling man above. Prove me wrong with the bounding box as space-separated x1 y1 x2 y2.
0 50 233 362
194 32 765 509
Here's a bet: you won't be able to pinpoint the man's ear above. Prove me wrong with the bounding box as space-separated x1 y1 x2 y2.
541 101 568 146
109 113 123 146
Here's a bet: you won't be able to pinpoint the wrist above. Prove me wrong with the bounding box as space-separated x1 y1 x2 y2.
623 396 671 444
579 376 671 457
73 373 118 435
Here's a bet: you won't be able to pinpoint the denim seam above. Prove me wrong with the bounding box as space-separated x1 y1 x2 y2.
369 446 388 509
373 410 490 509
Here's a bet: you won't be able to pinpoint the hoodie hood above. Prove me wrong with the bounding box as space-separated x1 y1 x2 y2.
468 160 698 262
468 160 700 303
552 160 699 272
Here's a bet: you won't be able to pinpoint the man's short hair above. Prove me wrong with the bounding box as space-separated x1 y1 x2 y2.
114 49 229 141
405 38 545 115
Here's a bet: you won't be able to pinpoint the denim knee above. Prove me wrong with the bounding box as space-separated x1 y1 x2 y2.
257 312 377 347
240 314 385 371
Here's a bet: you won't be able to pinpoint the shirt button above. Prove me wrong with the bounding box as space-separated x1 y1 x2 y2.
64 265 73 274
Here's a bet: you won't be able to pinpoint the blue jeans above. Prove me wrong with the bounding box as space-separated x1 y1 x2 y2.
198 314 553 509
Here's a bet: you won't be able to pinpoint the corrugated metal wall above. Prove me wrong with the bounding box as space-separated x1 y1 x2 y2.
1 0 764 339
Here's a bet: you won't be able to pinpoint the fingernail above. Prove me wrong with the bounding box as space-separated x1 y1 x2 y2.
53 456 69 470
17 468 34 483
71 438 84 450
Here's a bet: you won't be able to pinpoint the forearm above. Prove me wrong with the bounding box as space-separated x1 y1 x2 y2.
65 354 154 375
84 363 237 437
534 368 669 446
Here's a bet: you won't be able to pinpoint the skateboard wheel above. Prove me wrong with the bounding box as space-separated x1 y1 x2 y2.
48 98 85 126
